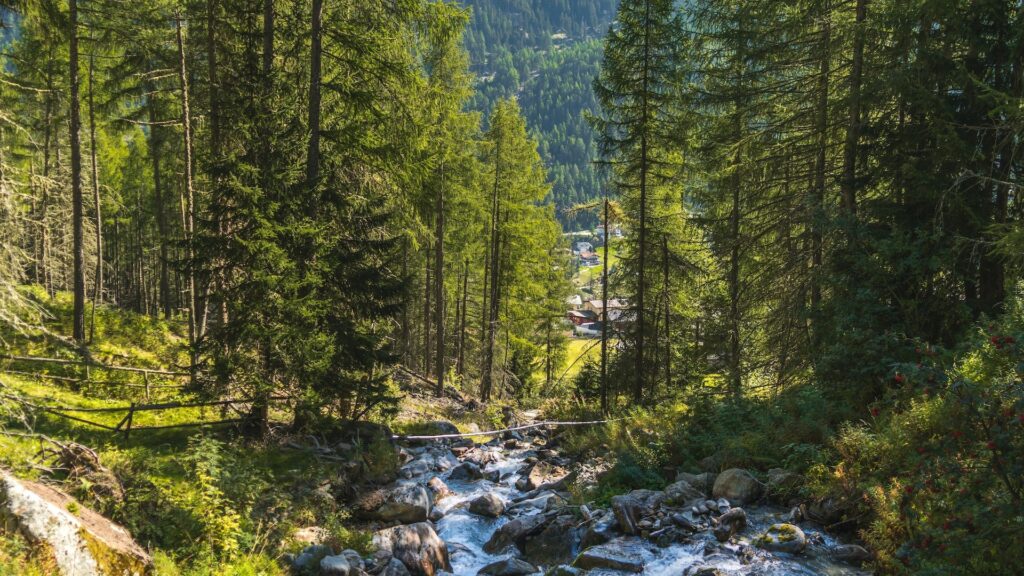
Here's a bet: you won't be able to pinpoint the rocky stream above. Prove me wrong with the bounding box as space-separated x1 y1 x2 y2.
290 413 873 576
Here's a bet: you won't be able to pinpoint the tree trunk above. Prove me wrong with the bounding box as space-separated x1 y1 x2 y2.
149 99 171 320
423 254 432 375
810 0 831 343
481 139 503 402
457 259 469 377
434 163 446 395
662 236 670 392
306 0 322 192
633 0 652 405
840 0 865 217
207 0 228 330
600 198 610 414
176 15 199 382
88 51 103 341
70 0 86 344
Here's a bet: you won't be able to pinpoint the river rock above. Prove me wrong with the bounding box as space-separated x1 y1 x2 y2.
424 420 460 436
805 497 847 524
469 493 505 517
518 461 569 491
478 558 537 576
755 523 807 555
380 558 412 576
522 514 579 566
449 462 484 481
320 554 352 576
676 471 717 497
573 539 645 573
545 567 581 576
483 512 554 553
712 507 746 542
664 479 704 504
766 468 803 502
427 477 452 502
373 522 452 576
355 483 432 523
829 544 871 565
0 473 152 576
293 544 333 571
610 489 664 535
712 469 763 505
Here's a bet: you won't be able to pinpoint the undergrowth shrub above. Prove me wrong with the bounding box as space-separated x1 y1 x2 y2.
813 314 1024 574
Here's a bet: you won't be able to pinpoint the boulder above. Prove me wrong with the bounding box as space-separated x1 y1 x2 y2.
373 522 452 576
320 554 352 576
380 558 412 576
483 512 553 554
423 421 460 436
804 497 847 525
0 473 151 576
354 483 431 523
712 507 746 542
426 477 452 502
712 469 763 505
677 472 717 496
610 490 664 535
580 512 616 548
522 514 579 566
573 539 645 573
478 558 537 576
766 468 803 502
664 480 704 505
293 544 333 572
545 567 581 576
521 461 569 491
829 544 871 566
755 523 807 555
469 493 505 517
449 462 484 482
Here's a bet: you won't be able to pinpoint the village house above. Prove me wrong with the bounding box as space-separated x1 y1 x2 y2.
583 298 627 322
578 250 600 267
566 309 598 326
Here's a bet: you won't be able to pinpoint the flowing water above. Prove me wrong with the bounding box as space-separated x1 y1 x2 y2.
407 427 870 575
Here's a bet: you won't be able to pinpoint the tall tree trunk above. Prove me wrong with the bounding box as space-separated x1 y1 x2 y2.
434 164 446 395
176 15 199 382
840 0 865 217
662 236 670 392
70 0 86 344
728 118 742 400
306 0 322 192
207 0 228 330
149 99 171 320
423 254 432 375
481 140 503 401
600 198 610 414
457 259 469 377
810 0 831 343
38 51 55 293
400 240 410 365
88 52 103 341
633 0 652 405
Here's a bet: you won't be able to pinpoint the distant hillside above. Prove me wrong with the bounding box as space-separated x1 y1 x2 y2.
462 0 617 231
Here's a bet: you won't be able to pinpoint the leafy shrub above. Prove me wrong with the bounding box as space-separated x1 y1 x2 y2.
815 315 1024 574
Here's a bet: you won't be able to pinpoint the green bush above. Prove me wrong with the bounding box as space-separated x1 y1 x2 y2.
814 316 1024 574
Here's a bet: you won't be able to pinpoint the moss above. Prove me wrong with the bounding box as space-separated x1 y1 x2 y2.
81 526 151 576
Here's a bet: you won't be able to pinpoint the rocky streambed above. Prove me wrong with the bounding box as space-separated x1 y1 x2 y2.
290 418 873 576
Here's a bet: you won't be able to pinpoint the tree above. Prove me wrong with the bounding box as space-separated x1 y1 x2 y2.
69 0 85 343
592 0 682 403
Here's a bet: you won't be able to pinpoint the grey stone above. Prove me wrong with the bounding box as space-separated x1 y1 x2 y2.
712 469 763 505
469 493 505 517
478 558 537 576
320 554 351 576
572 539 645 573
372 522 451 576
755 523 807 555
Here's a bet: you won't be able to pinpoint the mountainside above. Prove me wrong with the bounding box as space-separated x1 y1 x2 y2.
462 0 618 231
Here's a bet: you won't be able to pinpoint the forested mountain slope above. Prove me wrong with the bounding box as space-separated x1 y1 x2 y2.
462 0 618 230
